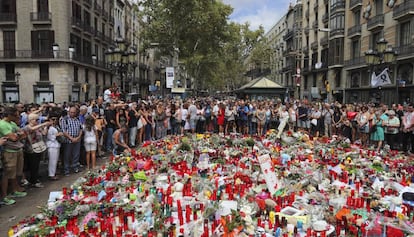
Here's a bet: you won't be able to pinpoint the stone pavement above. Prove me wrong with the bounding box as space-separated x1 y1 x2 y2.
0 156 108 236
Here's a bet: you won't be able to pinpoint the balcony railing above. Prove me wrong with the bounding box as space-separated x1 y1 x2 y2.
322 13 329 23
71 17 83 29
84 0 92 6
394 45 414 57
330 28 345 38
349 0 362 10
0 50 107 68
311 41 318 50
0 13 17 24
30 12 52 23
102 10 109 20
331 0 345 12
94 1 102 14
83 24 94 35
329 56 344 67
283 29 295 40
347 25 361 37
393 1 414 20
367 14 384 31
320 36 329 46
344 56 364 67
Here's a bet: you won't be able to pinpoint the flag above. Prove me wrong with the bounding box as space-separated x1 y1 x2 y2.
371 68 392 87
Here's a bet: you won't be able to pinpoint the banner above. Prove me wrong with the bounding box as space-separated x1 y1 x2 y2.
371 68 392 87
166 67 174 89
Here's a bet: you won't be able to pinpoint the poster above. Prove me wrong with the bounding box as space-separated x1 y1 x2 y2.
166 67 174 89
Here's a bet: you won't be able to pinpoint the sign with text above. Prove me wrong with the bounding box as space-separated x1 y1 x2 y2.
258 154 283 195
166 67 174 89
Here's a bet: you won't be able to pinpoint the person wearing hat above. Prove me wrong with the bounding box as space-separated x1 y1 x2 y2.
384 110 400 150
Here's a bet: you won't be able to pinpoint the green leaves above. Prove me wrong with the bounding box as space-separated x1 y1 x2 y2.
139 0 265 92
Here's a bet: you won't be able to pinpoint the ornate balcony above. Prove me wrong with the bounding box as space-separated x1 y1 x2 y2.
394 45 414 58
94 1 102 14
84 0 92 7
83 24 95 36
283 29 295 41
30 12 52 25
0 13 17 26
322 13 329 23
311 41 318 50
320 36 329 46
344 56 364 68
329 28 345 38
71 17 83 30
347 25 361 38
393 1 414 21
367 14 384 31
349 0 362 10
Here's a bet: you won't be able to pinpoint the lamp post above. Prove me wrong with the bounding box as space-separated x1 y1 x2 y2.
105 38 137 95
364 38 398 104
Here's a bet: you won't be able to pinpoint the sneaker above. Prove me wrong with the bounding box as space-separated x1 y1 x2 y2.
33 182 44 188
74 168 79 173
2 197 16 205
10 191 27 198
20 179 29 186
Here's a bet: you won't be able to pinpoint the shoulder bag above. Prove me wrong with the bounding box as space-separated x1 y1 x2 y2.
27 130 47 153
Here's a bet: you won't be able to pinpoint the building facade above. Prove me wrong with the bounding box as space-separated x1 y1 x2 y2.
0 0 147 104
270 0 414 105
344 0 414 105
265 14 286 87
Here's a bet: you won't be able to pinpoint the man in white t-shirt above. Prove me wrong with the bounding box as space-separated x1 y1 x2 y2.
103 87 112 103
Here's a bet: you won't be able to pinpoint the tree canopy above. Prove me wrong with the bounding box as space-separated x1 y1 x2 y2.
138 0 267 92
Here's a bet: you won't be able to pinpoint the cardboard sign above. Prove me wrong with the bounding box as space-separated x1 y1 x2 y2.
258 154 283 194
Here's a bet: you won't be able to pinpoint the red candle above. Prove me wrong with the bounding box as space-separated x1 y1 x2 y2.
185 205 191 223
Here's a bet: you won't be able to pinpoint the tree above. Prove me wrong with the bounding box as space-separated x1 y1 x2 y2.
138 0 266 93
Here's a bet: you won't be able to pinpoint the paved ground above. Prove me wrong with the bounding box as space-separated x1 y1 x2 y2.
0 157 107 236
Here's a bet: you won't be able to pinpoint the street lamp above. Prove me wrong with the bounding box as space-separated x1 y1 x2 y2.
105 38 137 94
364 38 398 104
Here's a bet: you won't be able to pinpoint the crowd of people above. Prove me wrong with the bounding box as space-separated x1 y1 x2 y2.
0 86 413 206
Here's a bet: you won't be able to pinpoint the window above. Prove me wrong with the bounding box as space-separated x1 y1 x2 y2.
74 66 79 82
371 31 383 49
83 39 92 59
0 0 16 13
70 33 82 56
3 31 15 58
37 0 48 12
84 10 91 26
351 39 360 58
85 69 89 84
353 10 360 25
5 64 15 81
375 0 383 15
72 2 81 19
39 63 49 81
31 30 54 57
330 12 345 30
400 21 411 46
329 38 344 65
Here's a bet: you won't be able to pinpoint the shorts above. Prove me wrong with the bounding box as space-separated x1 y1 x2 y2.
2 150 24 179
298 120 310 129
84 142 97 152
189 119 197 130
